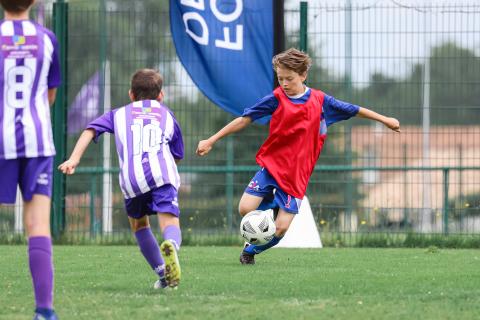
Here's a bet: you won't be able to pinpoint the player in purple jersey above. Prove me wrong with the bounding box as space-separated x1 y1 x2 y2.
59 69 184 289
0 0 61 319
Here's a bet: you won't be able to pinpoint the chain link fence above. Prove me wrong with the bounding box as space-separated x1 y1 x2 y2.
1 0 479 245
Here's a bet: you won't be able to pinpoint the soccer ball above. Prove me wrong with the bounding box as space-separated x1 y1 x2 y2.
240 210 276 245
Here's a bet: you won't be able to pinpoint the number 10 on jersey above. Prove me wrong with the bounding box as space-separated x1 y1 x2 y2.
130 119 164 155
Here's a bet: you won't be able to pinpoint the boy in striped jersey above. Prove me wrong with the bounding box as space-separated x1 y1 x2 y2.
0 0 61 319
59 69 184 289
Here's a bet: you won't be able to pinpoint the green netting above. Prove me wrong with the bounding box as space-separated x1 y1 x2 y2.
1 0 479 244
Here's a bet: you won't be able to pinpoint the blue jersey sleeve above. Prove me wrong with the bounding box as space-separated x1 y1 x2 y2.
323 95 360 126
242 93 279 121
86 110 115 143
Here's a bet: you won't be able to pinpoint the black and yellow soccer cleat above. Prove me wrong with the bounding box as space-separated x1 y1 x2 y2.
160 240 181 288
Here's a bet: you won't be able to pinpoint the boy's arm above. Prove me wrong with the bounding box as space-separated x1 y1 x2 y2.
356 107 401 132
47 31 61 106
169 115 184 161
58 129 96 175
48 88 57 106
196 116 252 156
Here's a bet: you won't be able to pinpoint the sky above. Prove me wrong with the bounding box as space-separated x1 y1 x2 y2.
163 0 480 101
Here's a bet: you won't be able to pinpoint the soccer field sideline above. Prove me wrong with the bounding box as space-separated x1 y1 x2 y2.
1 246 479 320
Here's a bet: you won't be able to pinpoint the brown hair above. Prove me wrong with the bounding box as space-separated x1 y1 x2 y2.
272 48 312 75
130 69 163 101
0 0 34 13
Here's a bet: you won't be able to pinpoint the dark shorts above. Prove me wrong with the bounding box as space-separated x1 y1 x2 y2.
244 167 302 214
0 157 54 203
124 184 180 219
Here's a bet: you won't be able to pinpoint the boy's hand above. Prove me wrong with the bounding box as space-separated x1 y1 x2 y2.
58 159 79 175
384 117 401 132
196 139 213 156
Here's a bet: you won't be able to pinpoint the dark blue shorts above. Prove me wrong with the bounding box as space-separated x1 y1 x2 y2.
124 184 179 219
0 157 53 203
244 167 302 214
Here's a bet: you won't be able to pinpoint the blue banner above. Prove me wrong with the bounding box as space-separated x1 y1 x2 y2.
170 0 273 117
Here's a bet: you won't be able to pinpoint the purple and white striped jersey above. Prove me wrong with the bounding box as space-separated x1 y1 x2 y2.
0 20 61 159
87 100 184 199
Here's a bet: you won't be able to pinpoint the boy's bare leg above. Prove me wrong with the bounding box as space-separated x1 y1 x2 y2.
273 210 295 237
130 216 169 289
158 213 181 288
238 192 264 216
159 213 181 249
24 195 51 237
238 193 265 264
241 208 295 265
24 195 54 314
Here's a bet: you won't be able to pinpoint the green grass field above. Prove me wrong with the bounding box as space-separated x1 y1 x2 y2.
1 246 479 320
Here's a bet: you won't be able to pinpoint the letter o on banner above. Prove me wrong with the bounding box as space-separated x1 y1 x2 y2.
210 0 243 22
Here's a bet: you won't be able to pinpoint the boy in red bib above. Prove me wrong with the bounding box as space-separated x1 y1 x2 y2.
196 48 400 264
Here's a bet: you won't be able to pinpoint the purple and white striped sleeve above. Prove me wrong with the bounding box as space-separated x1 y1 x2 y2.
169 115 184 160
86 110 115 143
45 30 61 89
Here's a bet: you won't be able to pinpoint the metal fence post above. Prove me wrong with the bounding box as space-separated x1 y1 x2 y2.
443 168 450 235
299 2 308 52
51 0 68 238
226 137 234 230
403 144 408 226
98 0 111 236
344 0 354 234
90 175 97 237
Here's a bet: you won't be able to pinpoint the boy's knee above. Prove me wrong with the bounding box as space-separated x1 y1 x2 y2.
275 224 289 237
275 218 292 236
129 216 150 232
158 213 179 232
24 219 50 237
238 203 253 217
238 192 264 216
